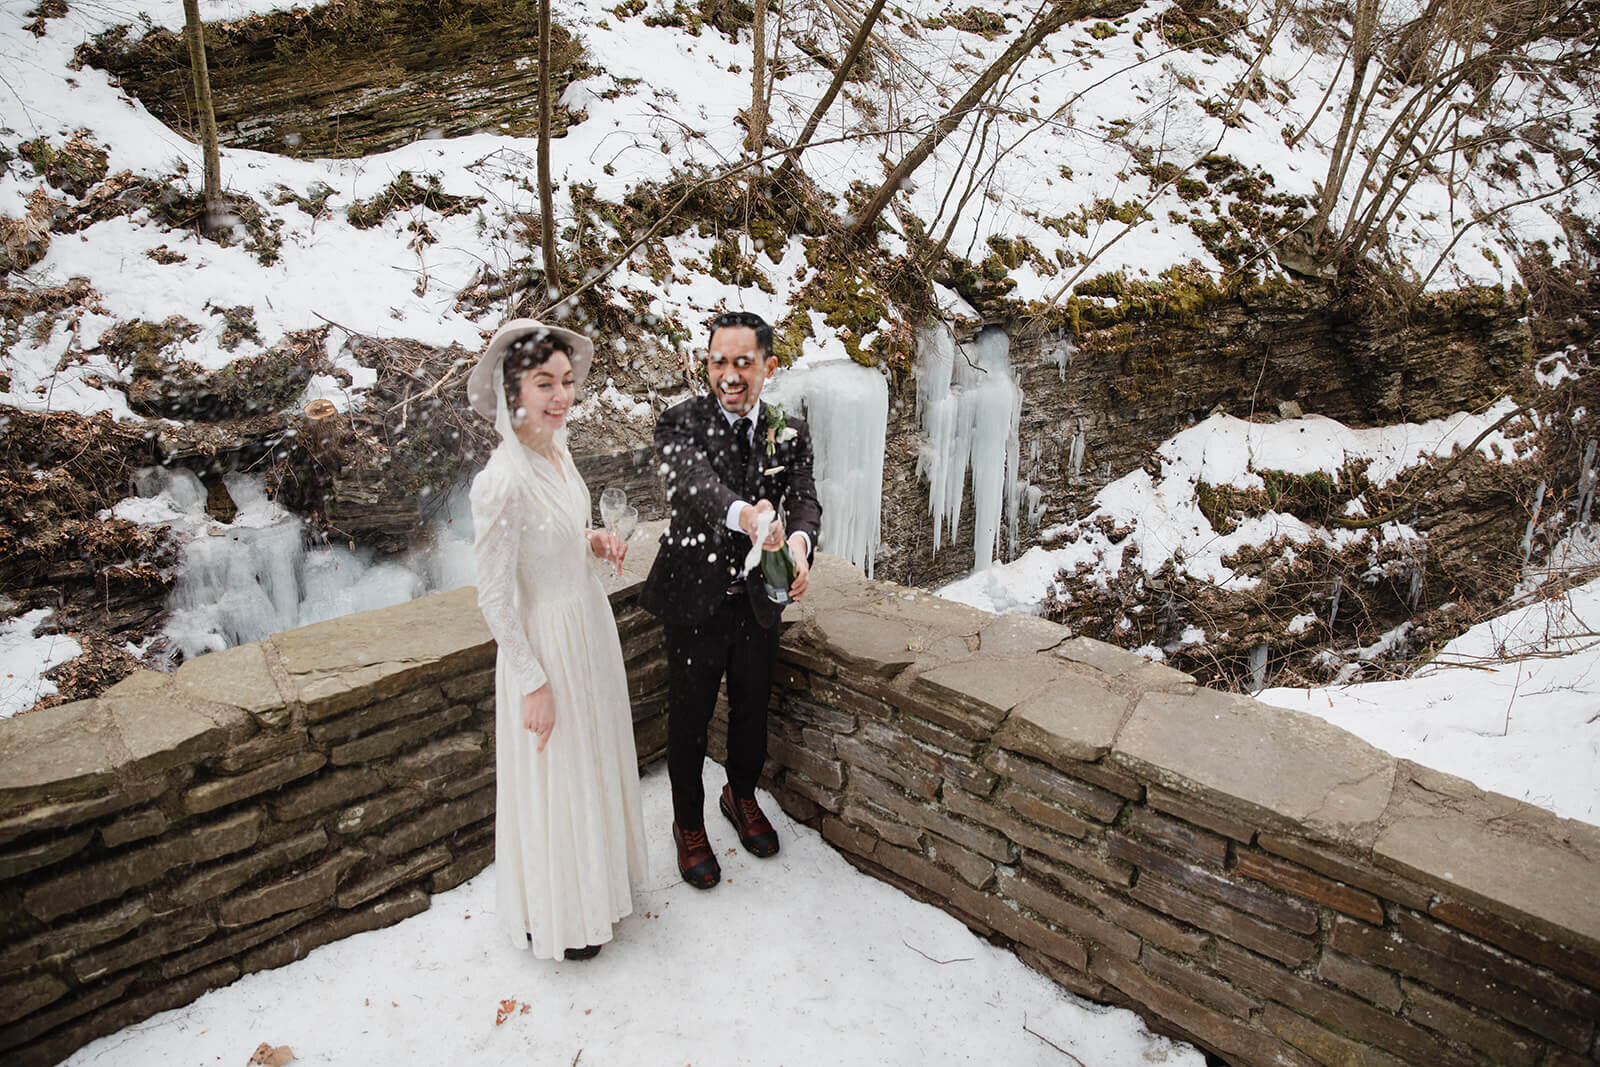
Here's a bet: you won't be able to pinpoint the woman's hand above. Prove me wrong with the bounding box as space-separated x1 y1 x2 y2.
521 685 555 751
586 529 628 575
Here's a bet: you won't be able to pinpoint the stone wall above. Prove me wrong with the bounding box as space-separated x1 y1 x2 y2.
0 585 666 1067
768 557 1600 1066
3 544 1598 1066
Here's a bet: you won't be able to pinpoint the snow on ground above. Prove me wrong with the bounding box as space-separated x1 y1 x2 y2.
0 609 81 719
1258 529 1600 826
61 764 1204 1067
940 403 1531 615
1258 572 1600 826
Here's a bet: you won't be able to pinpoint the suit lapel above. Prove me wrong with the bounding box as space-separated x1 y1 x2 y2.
704 397 739 490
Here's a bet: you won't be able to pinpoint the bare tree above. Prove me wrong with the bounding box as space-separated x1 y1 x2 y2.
537 0 560 298
773 0 888 184
1310 0 1378 246
746 0 770 155
180 0 223 232
1306 0 1600 278
847 0 1113 242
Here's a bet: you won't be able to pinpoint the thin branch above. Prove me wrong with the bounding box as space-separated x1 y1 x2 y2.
1022 1021 1088 1067
901 939 974 964
535 131 897 317
1416 165 1599 290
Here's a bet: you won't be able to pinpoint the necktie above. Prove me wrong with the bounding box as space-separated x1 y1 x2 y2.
728 416 756 577
733 417 752 469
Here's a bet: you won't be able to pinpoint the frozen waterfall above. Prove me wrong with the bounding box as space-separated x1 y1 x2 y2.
766 359 889 577
915 322 1023 571
119 467 475 661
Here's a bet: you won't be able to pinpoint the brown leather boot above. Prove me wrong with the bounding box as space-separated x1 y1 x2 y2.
673 821 721 889
719 785 779 858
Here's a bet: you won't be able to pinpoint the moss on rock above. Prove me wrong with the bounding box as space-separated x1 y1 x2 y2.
19 130 109 199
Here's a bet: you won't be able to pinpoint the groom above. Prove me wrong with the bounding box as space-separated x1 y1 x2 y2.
638 310 822 889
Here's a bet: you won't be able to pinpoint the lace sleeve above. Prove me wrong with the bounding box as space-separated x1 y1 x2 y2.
470 469 548 697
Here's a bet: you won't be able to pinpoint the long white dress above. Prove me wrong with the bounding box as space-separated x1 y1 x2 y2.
470 432 648 958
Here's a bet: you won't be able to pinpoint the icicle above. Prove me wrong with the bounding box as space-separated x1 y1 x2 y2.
1520 479 1546 565
1025 484 1045 527
914 322 1023 571
142 467 456 659
1069 421 1086 483
416 481 478 592
1248 643 1269 692
1042 335 1076 381
914 324 963 557
1329 574 1343 630
1408 542 1427 610
766 359 889 577
1578 438 1597 526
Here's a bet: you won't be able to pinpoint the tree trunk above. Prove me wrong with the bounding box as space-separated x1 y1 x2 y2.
774 0 887 185
181 0 223 232
747 0 770 155
847 0 1097 243
537 0 560 298
1311 0 1377 245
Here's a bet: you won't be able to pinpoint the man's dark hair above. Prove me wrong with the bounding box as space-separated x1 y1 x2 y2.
708 310 773 361
501 329 572 406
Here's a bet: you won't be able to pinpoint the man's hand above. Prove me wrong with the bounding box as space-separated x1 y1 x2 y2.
522 685 555 751
739 499 786 549
788 533 811 599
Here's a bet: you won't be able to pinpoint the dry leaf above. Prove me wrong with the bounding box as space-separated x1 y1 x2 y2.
247 1043 294 1066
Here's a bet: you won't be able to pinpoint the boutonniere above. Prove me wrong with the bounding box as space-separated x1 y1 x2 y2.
764 403 799 458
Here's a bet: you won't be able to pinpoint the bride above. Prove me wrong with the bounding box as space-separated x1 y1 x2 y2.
466 318 648 961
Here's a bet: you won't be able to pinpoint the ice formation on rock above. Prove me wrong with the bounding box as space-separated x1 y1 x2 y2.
914 322 1022 571
766 359 889 577
122 467 472 660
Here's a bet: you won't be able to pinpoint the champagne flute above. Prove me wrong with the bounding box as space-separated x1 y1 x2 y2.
597 488 628 580
613 505 639 578
599 487 627 532
615 505 638 543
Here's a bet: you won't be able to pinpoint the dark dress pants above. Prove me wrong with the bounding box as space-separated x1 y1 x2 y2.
665 591 779 829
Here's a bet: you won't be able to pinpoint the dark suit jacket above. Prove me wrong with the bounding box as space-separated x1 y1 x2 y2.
639 394 822 628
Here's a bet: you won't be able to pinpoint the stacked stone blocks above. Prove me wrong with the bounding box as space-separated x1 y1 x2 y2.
757 564 1600 1067
0 586 667 1066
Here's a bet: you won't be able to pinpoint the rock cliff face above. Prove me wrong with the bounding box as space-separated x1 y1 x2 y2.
876 282 1536 590
3 276 1574 707
79 0 590 159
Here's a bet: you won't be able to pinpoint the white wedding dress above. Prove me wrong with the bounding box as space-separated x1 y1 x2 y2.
471 417 647 958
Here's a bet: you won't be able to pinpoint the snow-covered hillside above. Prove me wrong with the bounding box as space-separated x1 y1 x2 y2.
4 0 1596 416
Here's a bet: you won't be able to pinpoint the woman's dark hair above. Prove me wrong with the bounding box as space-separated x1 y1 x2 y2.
501 330 573 409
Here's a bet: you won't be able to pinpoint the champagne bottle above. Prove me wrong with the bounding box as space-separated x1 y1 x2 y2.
760 542 797 604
